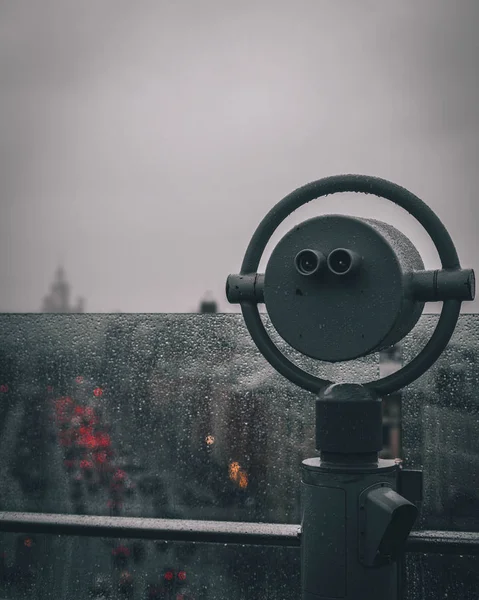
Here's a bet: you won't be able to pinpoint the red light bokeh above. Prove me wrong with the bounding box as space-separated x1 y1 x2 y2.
112 545 130 556
114 469 126 480
94 451 107 463
97 433 111 448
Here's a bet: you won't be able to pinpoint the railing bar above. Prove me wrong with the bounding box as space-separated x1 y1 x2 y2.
405 530 479 555
0 512 301 547
1 512 479 555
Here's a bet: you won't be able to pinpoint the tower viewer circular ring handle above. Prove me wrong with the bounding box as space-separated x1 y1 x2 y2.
238 174 463 396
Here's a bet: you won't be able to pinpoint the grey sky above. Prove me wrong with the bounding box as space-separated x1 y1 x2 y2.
0 0 477 312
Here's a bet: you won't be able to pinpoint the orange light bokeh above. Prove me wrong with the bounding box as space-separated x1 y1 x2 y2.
228 461 248 488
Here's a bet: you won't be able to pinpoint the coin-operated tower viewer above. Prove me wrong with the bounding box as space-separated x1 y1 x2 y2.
226 175 475 600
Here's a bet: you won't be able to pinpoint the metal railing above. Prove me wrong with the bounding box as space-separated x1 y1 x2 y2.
1 511 479 555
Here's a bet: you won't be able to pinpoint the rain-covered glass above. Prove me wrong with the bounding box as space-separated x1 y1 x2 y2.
0 313 478 599
402 315 479 533
0 532 300 600
403 554 479 600
0 314 378 524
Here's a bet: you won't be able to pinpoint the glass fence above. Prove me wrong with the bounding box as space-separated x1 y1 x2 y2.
0 313 477 599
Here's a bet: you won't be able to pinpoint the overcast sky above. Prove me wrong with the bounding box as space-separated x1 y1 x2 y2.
0 0 478 313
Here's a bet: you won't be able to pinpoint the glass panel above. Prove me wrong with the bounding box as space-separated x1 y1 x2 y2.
402 315 479 531
2 530 479 600
2 313 479 528
0 314 379 524
404 553 479 600
3 312 479 599
0 532 300 600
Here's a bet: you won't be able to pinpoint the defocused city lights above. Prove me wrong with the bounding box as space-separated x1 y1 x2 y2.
238 471 248 489
229 461 248 489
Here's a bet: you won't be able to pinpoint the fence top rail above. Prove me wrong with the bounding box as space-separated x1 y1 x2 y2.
1 511 478 555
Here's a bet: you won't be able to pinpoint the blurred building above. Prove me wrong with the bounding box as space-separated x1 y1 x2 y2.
198 292 218 314
379 344 402 459
41 266 85 313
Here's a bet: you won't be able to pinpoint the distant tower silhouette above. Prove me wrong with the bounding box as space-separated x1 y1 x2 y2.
198 291 218 314
41 266 85 313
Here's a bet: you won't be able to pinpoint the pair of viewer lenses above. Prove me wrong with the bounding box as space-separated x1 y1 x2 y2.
295 248 359 276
